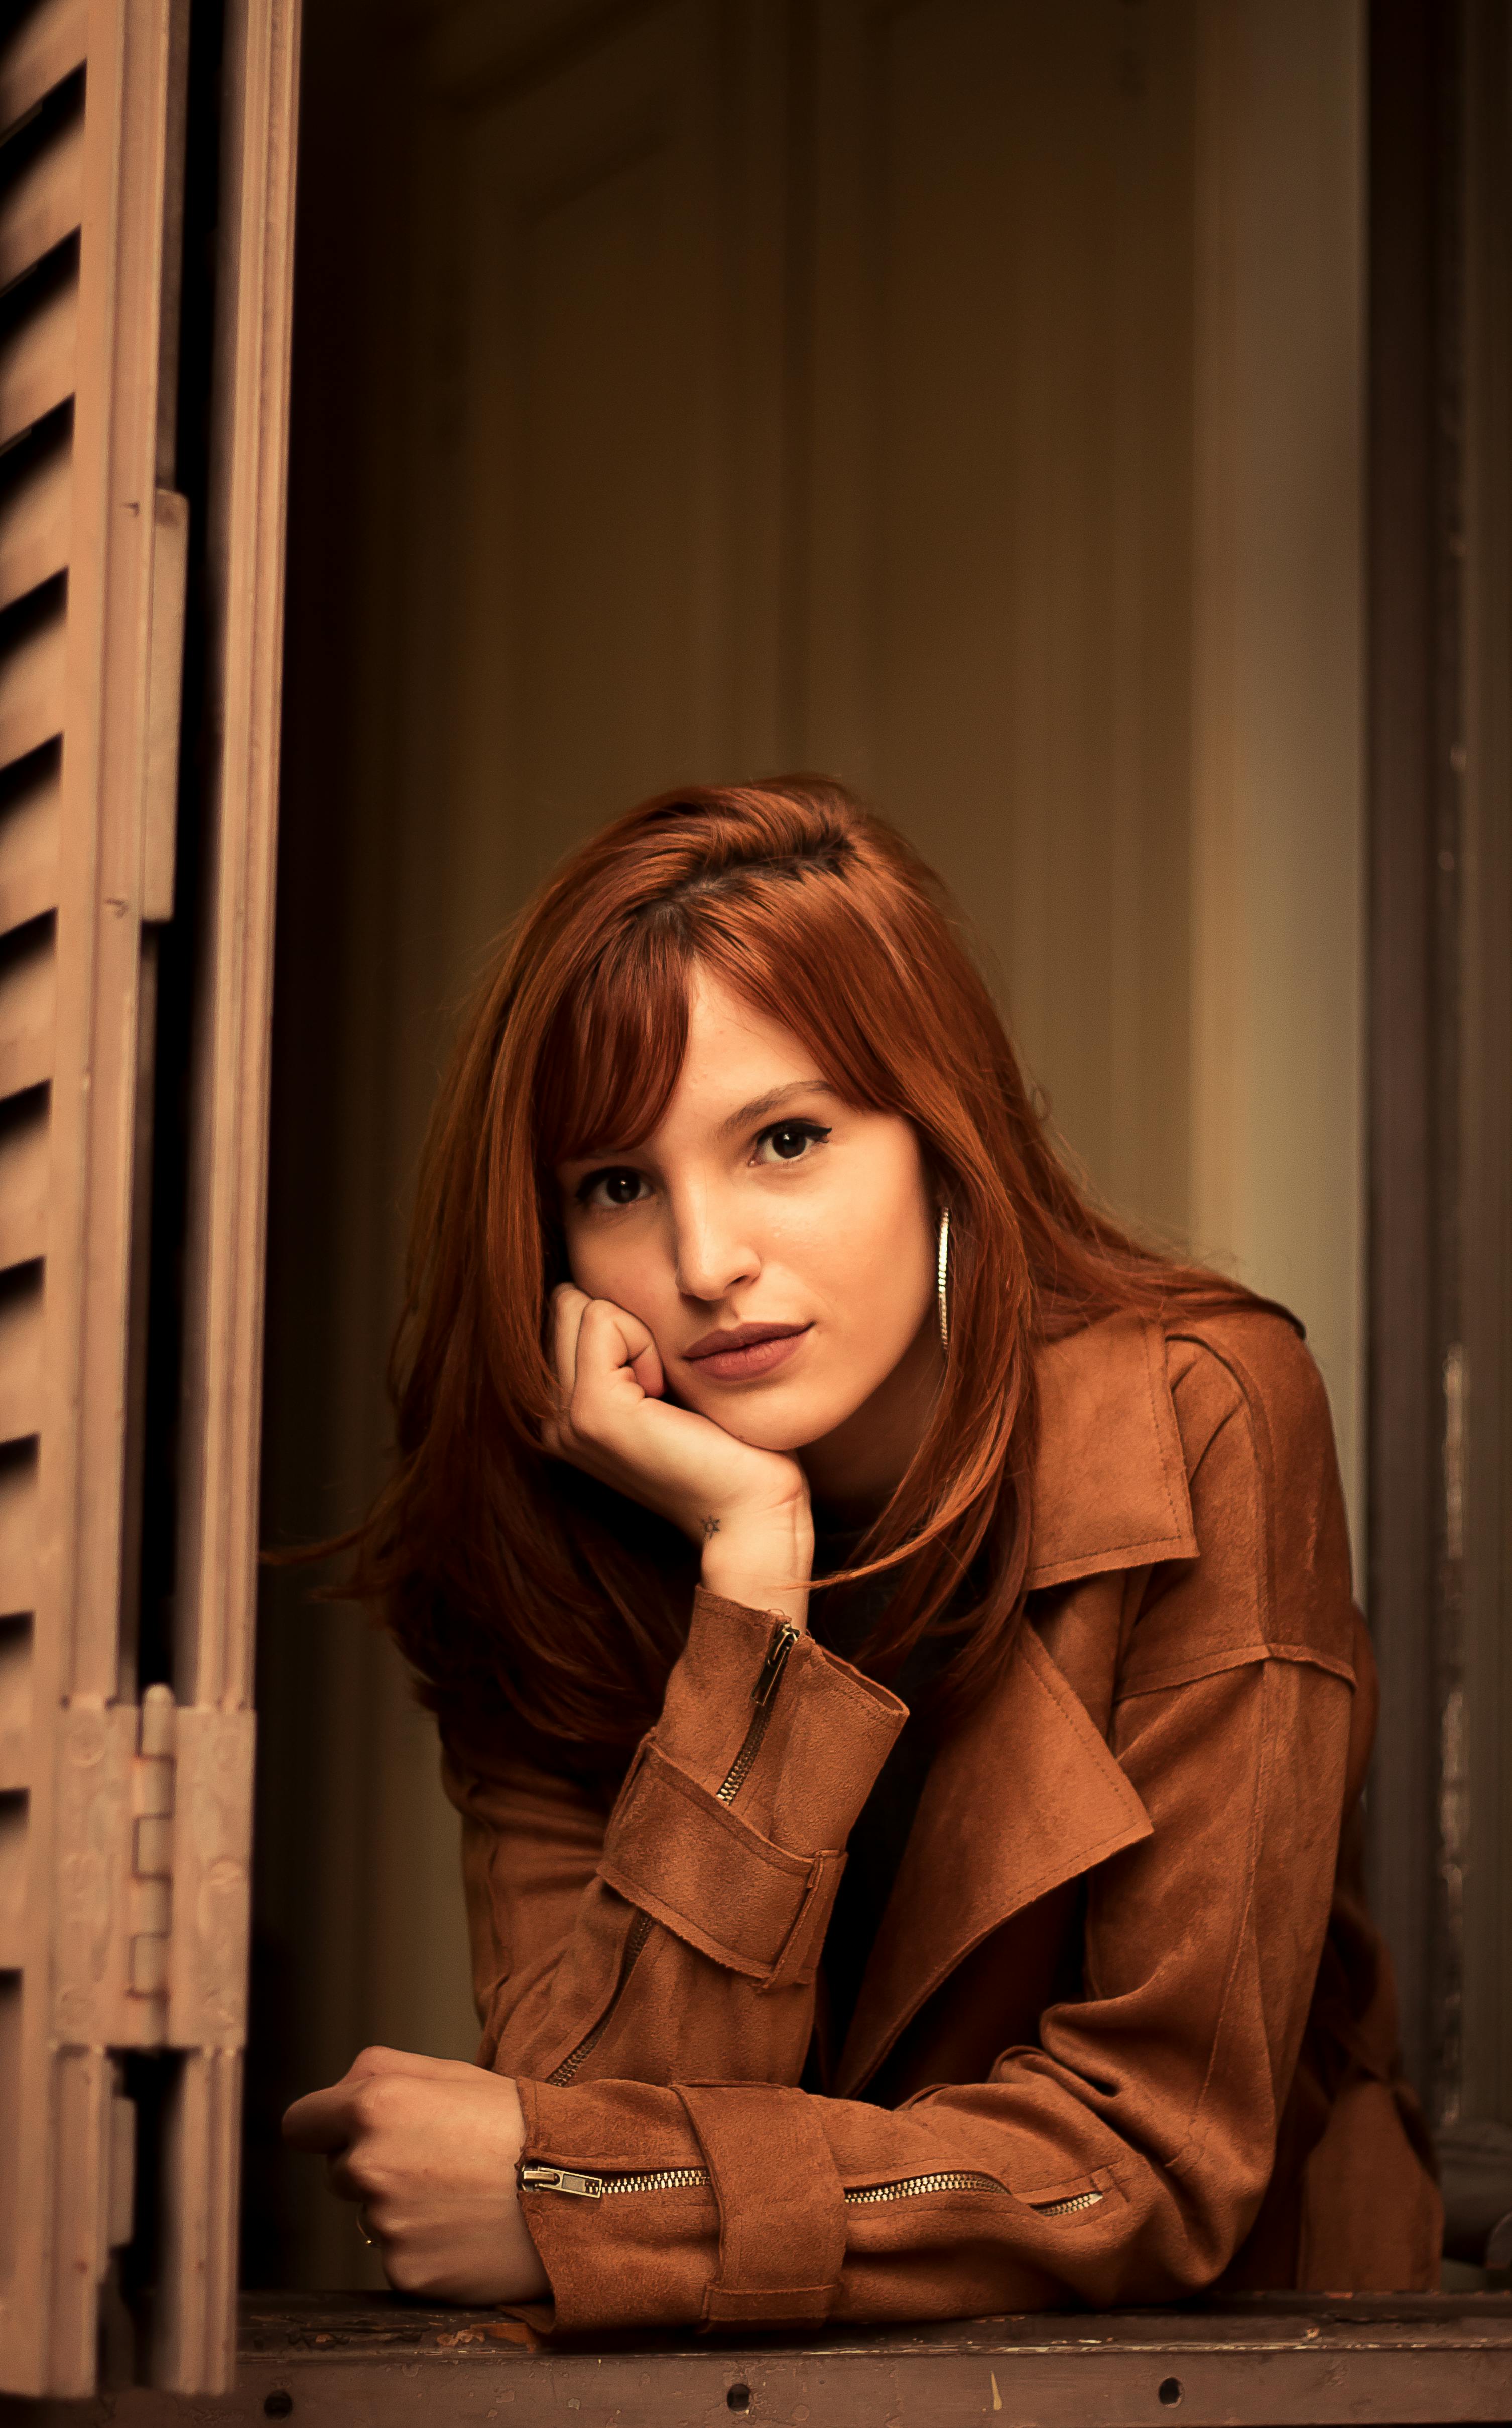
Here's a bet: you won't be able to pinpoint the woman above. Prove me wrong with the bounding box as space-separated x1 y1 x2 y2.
284 779 1440 2329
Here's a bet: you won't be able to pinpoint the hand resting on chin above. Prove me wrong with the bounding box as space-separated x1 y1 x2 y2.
281 2046 550 2305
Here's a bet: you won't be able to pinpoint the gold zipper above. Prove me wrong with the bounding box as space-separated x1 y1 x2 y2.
716 1620 800 1804
845 2170 1012 2204
521 2162 1104 2216
1032 2188 1105 2217
546 1910 654 2087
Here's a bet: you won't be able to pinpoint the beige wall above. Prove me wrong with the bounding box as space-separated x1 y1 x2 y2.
1191 0 1365 1546
260 0 1364 2285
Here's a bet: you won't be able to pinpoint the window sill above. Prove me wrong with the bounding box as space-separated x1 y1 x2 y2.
211 2289 1512 2427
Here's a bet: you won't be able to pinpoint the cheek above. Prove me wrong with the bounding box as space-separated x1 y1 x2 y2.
786 1169 934 1338
563 1222 670 1317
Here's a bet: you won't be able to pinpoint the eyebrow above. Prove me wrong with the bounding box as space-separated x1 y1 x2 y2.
560 1080 839 1169
716 1080 838 1139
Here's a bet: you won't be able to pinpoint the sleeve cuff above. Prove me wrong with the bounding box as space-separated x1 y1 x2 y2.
595 1589 905 1981
513 2074 848 2333
655 1587 907 1846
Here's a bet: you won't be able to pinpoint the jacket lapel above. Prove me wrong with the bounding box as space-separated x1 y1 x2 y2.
834 1312 1196 2100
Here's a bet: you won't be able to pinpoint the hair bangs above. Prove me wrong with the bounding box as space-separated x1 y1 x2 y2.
535 917 693 1166
684 866 934 1125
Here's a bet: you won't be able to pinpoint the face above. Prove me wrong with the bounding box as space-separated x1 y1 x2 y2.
556 968 941 1499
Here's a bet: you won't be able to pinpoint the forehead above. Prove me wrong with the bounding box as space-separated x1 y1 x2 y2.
641 968 822 1150
672 968 812 1089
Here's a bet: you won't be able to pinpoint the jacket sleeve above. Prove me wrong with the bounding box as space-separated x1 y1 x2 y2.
492 1323 1375 2333
441 1589 907 2092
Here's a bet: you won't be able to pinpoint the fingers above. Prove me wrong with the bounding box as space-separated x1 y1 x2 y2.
551 1284 589 1405
281 2081 361 2153
282 2048 474 2151
574 1297 664 1408
547 1288 666 1438
626 1334 666 1402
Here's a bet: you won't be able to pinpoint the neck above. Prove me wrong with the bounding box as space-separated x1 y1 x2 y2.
799 1312 944 1527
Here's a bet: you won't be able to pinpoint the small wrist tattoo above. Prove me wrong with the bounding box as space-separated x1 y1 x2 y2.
700 1516 721 1542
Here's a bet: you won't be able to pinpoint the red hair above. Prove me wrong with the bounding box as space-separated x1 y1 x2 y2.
346 778 1267 1759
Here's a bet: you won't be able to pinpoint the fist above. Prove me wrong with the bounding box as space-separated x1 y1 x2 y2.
282 2046 549 2305
544 1284 809 1549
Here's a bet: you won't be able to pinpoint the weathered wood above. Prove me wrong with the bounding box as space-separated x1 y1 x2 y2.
11 2293 1505 2427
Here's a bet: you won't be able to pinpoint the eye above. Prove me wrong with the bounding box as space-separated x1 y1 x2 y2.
753 1119 831 1166
577 1166 649 1210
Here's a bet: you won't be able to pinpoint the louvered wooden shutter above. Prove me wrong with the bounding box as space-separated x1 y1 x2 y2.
0 0 299 2397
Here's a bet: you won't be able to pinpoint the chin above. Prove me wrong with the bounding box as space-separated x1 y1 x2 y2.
708 1387 857 1456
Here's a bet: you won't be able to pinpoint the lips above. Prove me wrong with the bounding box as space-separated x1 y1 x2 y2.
681 1321 811 1383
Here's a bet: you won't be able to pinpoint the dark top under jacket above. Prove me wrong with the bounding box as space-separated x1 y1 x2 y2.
807 1530 957 2071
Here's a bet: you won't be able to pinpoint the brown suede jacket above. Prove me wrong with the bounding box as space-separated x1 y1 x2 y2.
441 1308 1442 2333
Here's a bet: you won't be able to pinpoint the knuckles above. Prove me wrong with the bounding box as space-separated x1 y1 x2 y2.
350 2073 409 2136
348 2044 406 2082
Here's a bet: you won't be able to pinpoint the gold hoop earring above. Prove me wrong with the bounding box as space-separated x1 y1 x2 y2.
937 1208 950 1353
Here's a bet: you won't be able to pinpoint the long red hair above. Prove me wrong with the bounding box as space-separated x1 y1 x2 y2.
346 778 1265 1760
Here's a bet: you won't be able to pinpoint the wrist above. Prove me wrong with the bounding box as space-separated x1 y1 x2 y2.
699 1501 813 1629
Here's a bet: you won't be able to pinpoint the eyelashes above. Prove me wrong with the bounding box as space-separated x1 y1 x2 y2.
573 1119 833 1209
752 1118 831 1165
574 1166 646 1210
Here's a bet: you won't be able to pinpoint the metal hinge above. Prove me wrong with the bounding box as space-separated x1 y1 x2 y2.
53 1689 254 2053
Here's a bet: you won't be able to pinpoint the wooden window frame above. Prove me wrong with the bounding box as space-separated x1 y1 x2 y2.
1365 0 1512 2143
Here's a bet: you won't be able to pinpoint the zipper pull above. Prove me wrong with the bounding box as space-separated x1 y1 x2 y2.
751 1620 800 1706
520 2164 604 2200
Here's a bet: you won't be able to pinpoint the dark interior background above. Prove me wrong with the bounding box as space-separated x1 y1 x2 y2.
247 0 1512 2292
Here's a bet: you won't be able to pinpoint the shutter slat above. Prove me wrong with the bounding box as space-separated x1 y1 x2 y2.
0 927 53 1099
0 267 76 450
0 1450 35 1620
0 597 64 764
0 1272 41 1446
0 1096 46 1272
0 1790 24 1964
0 428 69 615
0 0 87 139
0 1622 29 1790
0 755 59 932
0 108 83 292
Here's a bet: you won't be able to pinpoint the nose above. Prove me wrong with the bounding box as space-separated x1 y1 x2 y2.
671 1188 761 1304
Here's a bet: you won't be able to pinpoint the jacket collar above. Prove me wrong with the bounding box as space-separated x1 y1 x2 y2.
835 1311 1194 2098
1025 1310 1197 1589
